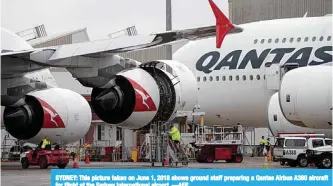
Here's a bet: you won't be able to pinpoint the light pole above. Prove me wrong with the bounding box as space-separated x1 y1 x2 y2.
166 0 172 60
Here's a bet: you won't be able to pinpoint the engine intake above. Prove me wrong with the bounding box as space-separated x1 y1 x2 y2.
3 88 92 144
91 60 198 130
4 95 43 140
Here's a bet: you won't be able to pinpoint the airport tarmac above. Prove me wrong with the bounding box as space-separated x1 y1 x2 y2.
1 157 314 186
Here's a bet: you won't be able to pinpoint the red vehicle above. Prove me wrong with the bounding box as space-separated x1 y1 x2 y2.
20 149 70 169
193 125 244 163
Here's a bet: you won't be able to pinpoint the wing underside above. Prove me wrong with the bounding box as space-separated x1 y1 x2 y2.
1 0 242 77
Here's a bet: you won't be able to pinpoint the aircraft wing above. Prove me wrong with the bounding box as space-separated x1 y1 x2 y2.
1 24 242 59
1 0 242 77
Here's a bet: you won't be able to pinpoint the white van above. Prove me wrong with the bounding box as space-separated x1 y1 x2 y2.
274 137 308 167
274 136 332 167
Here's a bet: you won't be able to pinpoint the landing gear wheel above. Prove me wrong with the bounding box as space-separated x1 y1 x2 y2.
205 156 214 163
39 156 48 169
318 156 332 169
226 160 233 163
57 164 67 169
280 161 286 166
21 158 29 169
234 154 243 163
297 156 308 167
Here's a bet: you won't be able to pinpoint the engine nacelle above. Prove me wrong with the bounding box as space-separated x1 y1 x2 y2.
3 88 92 144
279 65 332 129
268 92 332 137
91 60 198 129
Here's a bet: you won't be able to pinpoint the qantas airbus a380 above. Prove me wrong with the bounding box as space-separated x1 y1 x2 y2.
1 0 332 145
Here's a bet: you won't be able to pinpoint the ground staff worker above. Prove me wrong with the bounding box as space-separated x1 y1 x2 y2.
168 124 180 151
41 136 51 149
259 136 266 156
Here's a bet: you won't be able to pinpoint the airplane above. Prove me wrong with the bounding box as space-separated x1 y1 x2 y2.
1 0 332 145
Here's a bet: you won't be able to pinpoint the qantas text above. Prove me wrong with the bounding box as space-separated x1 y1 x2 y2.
196 46 332 74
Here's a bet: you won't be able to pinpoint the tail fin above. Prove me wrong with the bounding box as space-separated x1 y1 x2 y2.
208 0 234 48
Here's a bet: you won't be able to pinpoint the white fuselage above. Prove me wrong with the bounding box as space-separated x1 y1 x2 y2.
173 16 332 128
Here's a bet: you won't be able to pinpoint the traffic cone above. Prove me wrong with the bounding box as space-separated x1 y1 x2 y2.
85 151 90 164
263 155 270 168
73 154 79 168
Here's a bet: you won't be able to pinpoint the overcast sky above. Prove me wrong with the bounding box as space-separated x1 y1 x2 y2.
1 0 229 41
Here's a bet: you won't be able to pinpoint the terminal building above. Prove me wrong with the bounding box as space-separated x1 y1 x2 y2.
1 0 332 160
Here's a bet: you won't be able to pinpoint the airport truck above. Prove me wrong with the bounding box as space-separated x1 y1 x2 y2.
306 144 332 169
273 133 331 167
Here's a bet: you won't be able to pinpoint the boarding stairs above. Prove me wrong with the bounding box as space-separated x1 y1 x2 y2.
149 121 189 166
1 132 22 161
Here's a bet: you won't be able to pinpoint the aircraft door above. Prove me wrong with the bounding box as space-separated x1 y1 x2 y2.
264 63 281 90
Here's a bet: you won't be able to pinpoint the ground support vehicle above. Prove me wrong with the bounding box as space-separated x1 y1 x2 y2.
194 125 244 163
306 144 332 169
274 134 331 168
20 148 70 169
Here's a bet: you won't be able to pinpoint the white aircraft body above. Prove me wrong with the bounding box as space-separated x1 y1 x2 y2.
173 14 332 136
1 0 332 145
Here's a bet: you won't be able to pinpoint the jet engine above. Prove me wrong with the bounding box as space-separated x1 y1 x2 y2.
3 88 92 144
279 65 332 129
91 60 198 130
268 92 332 137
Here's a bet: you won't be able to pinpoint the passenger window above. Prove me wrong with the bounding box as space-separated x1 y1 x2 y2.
197 77 200 82
254 39 258 44
222 76 226 81
328 36 331 41
297 37 301 42
304 37 309 42
249 75 253 80
312 37 316 41
312 139 324 148
236 75 239 81
216 76 219 81
256 75 260 80
209 76 213 81
273 115 277 121
285 139 305 147
261 39 265 44
319 36 324 41
296 139 306 146
268 39 272 43
289 38 294 43
282 38 286 43
242 75 246 80
203 77 207 82
285 139 295 146
275 38 279 43
229 76 232 81
286 94 290 102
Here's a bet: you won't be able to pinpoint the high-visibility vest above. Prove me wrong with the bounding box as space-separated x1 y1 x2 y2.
260 139 266 145
41 139 50 148
168 126 180 141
